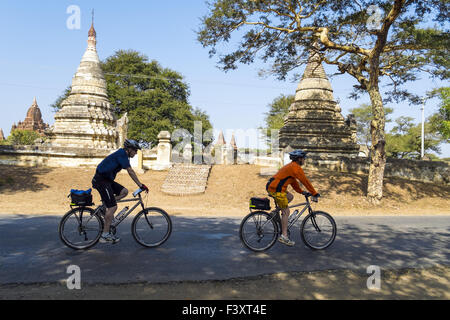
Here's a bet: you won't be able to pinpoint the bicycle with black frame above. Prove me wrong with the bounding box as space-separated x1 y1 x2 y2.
59 188 172 250
239 192 336 252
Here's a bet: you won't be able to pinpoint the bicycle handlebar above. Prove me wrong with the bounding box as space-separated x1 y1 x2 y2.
302 192 320 202
133 188 149 197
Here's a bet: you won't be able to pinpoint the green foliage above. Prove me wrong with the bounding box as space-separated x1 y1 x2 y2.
350 103 393 146
197 1 448 99
50 86 71 113
7 130 41 145
428 87 450 141
385 116 444 159
261 94 294 141
52 50 212 146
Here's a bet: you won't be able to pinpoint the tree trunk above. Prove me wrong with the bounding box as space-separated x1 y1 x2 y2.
367 86 386 205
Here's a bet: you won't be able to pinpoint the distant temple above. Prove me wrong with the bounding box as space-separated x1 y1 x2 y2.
279 48 359 157
230 133 237 150
0 128 5 141
215 131 226 146
11 97 49 136
46 19 118 149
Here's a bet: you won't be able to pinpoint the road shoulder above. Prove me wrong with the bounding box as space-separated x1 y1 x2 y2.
1 265 448 300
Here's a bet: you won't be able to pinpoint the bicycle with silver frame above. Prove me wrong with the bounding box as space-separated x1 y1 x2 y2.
59 187 172 250
240 191 337 252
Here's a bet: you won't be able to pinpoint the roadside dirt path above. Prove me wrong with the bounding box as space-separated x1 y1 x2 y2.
1 265 448 300
0 164 449 217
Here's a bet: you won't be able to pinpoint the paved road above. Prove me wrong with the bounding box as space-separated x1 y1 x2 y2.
0 214 449 284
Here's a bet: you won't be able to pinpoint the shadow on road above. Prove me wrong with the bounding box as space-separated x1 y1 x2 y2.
0 215 448 298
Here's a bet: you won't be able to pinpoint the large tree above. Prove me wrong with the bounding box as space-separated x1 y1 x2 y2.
197 0 448 204
350 103 393 149
52 50 212 147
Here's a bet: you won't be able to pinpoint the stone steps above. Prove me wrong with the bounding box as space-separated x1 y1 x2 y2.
161 164 212 196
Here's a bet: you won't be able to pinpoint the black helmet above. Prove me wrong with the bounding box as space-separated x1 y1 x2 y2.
289 149 307 161
124 139 141 151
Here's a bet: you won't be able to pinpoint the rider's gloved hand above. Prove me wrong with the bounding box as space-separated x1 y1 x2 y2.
312 193 320 202
302 191 312 197
140 184 149 192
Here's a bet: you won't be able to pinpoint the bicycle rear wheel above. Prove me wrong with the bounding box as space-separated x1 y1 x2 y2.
59 207 103 250
300 211 336 250
131 207 172 248
239 211 279 252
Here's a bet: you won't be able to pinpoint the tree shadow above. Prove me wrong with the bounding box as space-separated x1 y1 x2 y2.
311 170 369 197
0 165 53 193
382 176 450 200
0 214 448 299
309 168 450 202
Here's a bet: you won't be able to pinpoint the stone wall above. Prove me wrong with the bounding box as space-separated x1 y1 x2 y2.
303 156 449 186
2 144 448 186
0 145 159 170
0 145 112 168
142 149 158 169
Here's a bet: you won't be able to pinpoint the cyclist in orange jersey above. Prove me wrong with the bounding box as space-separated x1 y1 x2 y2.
266 149 320 246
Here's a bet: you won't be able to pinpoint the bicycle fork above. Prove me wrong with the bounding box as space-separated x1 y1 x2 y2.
309 212 321 232
144 212 154 230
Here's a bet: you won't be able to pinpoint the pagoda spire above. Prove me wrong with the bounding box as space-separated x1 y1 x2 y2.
68 10 106 98
47 16 118 149
215 131 226 145
87 9 97 48
230 133 237 150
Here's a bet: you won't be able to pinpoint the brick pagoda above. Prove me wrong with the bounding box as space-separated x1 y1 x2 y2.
11 97 49 136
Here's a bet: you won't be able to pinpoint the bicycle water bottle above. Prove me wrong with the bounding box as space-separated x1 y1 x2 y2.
115 206 129 221
289 210 299 224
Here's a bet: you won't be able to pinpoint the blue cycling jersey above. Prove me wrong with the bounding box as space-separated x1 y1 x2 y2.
96 148 131 181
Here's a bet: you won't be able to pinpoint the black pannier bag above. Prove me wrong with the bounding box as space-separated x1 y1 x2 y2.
249 197 271 210
69 189 93 206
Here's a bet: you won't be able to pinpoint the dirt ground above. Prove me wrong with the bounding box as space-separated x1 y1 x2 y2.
0 164 449 300
0 164 449 217
1 265 448 300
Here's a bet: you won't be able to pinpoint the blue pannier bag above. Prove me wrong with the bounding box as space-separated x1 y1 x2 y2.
69 188 93 206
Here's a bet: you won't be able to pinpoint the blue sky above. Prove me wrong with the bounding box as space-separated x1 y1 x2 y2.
0 0 448 157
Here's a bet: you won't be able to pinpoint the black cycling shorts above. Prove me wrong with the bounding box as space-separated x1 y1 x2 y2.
92 174 125 209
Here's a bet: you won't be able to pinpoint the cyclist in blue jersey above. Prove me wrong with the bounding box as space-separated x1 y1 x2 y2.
92 139 149 244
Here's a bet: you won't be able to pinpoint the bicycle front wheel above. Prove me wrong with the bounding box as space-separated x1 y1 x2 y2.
300 211 336 250
239 211 279 252
59 207 103 250
132 208 172 248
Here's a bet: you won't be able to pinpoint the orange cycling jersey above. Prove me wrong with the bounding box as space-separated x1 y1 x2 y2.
266 161 318 196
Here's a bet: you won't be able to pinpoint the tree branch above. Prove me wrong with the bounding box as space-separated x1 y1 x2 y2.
319 28 371 56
